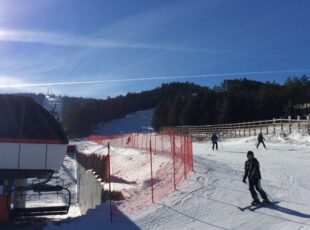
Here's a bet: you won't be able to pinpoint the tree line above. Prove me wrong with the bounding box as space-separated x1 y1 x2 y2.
14 75 310 137
152 75 310 130
62 82 202 137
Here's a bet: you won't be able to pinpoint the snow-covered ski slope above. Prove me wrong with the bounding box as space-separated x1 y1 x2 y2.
47 132 310 230
93 109 154 136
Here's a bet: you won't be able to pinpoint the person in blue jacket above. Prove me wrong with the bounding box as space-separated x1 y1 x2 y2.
211 133 219 150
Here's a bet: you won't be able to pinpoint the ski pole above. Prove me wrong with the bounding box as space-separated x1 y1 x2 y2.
264 190 275 202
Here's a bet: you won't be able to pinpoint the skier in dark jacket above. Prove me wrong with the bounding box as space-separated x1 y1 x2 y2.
211 133 218 150
243 151 269 205
257 132 266 149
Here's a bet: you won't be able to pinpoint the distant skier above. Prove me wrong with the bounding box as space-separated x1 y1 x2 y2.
126 136 131 146
211 133 218 150
257 132 266 149
242 151 269 205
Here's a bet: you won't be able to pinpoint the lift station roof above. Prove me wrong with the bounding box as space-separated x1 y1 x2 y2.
0 95 68 144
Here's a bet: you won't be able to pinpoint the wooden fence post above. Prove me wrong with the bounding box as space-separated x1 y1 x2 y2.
281 122 283 133
307 116 310 134
288 116 292 133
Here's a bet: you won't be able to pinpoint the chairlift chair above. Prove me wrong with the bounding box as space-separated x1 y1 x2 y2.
8 174 71 218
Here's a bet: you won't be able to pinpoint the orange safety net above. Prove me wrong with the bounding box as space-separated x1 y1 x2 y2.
78 130 193 218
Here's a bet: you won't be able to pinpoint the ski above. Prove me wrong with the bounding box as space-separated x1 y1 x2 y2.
238 201 279 212
249 201 280 211
238 204 257 212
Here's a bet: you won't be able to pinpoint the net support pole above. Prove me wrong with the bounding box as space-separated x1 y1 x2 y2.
190 135 194 172
149 139 154 203
308 116 310 134
172 132 176 191
183 135 187 179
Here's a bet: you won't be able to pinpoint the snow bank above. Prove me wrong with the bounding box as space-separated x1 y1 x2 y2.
221 130 310 146
74 140 109 155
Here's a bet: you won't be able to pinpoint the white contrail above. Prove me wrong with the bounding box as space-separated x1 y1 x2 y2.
0 29 208 52
0 69 309 89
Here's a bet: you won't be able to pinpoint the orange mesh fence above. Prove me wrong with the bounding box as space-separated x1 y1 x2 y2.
78 130 193 219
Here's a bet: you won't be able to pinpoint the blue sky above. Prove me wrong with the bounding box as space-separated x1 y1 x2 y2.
0 0 309 98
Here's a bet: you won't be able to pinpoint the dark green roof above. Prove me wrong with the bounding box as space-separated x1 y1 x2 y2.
0 95 68 144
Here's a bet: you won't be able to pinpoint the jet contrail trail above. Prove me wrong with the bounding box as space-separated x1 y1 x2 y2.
1 69 310 88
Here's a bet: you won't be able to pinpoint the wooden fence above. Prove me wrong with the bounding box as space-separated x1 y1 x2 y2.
169 118 310 139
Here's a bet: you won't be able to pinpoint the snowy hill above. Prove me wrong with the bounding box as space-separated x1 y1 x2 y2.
47 132 310 230
93 109 154 136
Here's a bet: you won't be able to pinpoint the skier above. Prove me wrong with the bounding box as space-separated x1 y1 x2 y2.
257 132 266 149
126 136 131 146
242 151 269 205
211 133 218 150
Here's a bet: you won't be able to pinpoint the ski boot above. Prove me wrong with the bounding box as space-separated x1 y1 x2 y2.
251 199 261 206
262 198 270 204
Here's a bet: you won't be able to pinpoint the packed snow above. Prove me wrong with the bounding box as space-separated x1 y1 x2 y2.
47 131 310 230
93 109 154 136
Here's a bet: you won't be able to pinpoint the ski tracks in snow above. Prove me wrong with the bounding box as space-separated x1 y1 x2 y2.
134 139 310 230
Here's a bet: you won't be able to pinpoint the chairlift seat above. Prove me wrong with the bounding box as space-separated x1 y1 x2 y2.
10 206 69 217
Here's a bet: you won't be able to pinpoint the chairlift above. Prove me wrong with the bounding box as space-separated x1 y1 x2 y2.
8 173 71 218
0 95 70 220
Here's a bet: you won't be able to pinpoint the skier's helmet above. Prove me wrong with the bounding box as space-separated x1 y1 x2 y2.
247 151 254 156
